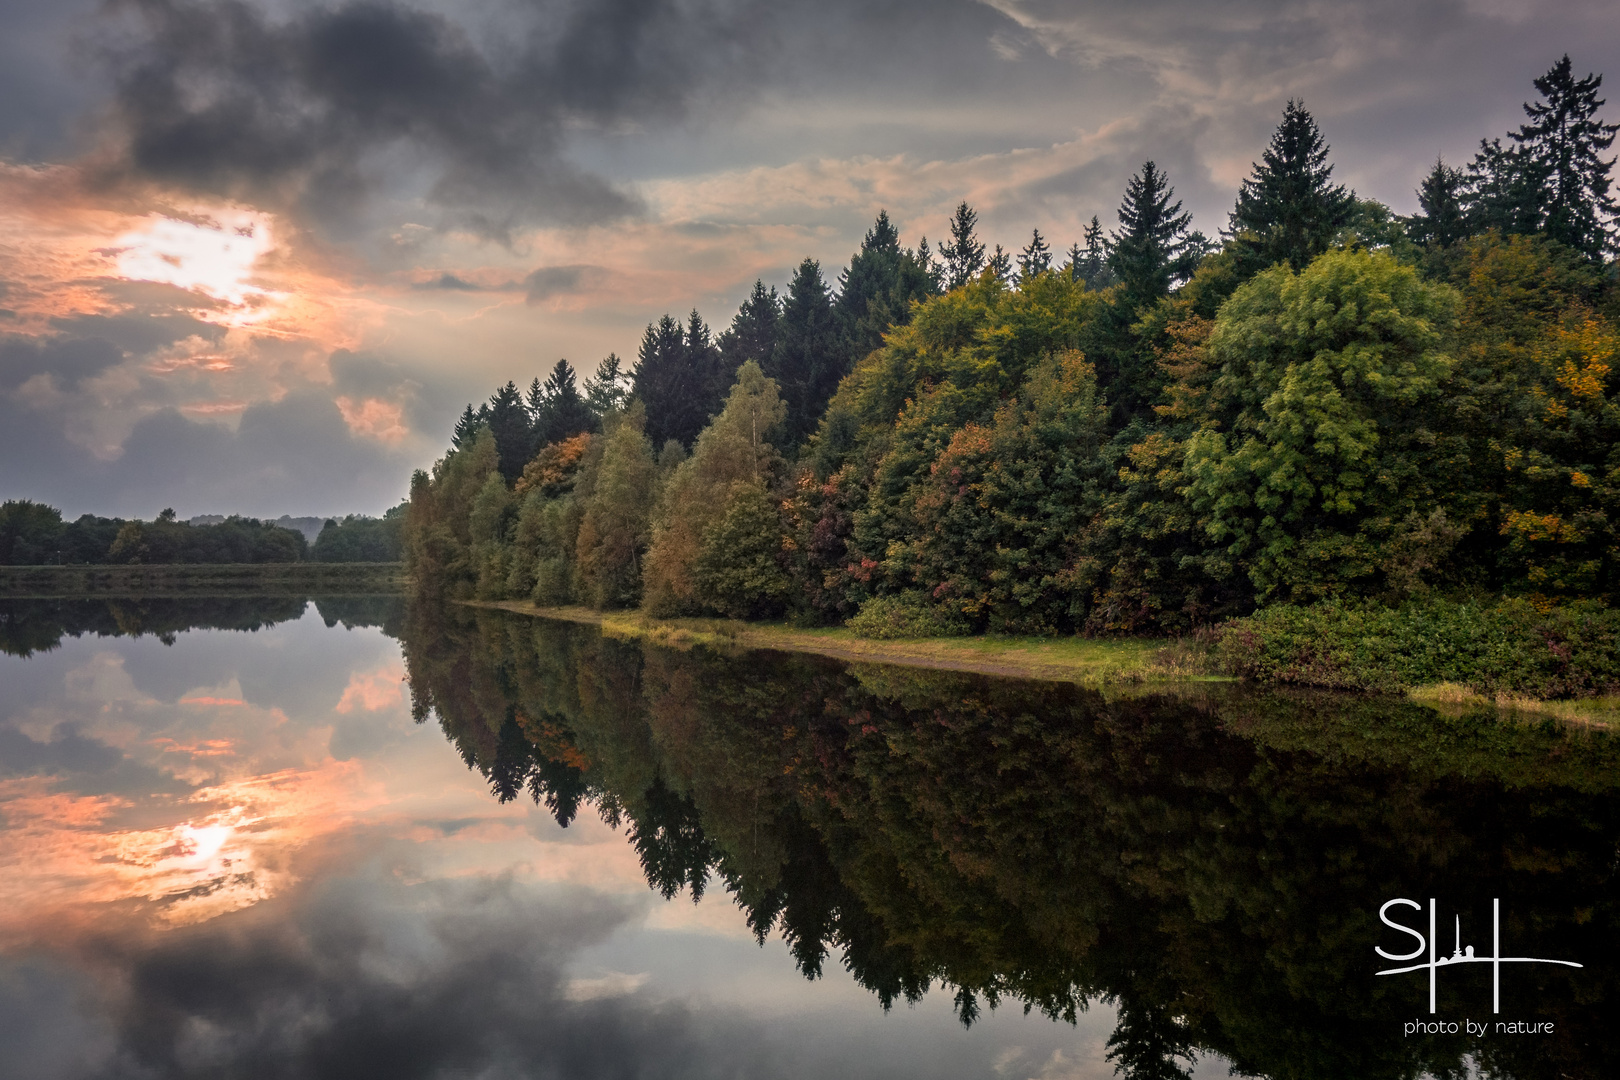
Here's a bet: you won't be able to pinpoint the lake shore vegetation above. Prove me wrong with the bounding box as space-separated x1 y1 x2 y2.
405 58 1620 707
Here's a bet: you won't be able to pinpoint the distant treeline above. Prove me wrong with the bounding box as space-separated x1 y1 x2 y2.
0 502 406 565
408 57 1620 634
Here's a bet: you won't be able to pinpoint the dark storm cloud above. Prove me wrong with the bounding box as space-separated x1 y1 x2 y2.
26 870 799 1080
96 0 779 239
0 390 416 518
0 336 124 391
524 264 606 303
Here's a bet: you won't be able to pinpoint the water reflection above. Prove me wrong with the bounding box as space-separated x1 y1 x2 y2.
0 598 1141 1080
400 602 1620 1080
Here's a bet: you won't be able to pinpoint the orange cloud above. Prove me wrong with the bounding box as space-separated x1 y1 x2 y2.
335 664 406 712
335 396 410 444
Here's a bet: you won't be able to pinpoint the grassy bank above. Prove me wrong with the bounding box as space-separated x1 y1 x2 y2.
471 598 1618 728
471 601 1221 686
0 562 409 597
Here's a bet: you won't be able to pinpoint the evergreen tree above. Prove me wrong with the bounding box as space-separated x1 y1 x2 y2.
987 244 1013 281
1228 100 1356 274
916 236 941 289
485 381 534 483
1078 215 1112 289
451 403 482 449
1465 136 1547 237
1017 228 1052 282
767 258 842 448
941 202 986 289
1511 54 1619 259
1407 158 1469 250
837 210 937 363
584 353 631 417
533 359 596 445
719 280 780 371
1065 241 1084 282
632 310 727 450
1108 161 1193 305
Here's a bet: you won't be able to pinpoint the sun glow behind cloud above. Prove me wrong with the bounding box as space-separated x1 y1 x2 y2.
112 209 278 308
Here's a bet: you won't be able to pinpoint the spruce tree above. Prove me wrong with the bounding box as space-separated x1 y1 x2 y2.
941 202 986 289
1108 161 1193 306
1080 215 1112 289
632 313 695 449
767 258 841 448
1017 228 1052 282
584 354 631 418
837 210 936 362
1228 100 1356 273
1511 54 1619 259
719 280 780 371
451 404 481 449
987 244 1013 281
1408 158 1469 250
484 381 533 483
533 359 595 445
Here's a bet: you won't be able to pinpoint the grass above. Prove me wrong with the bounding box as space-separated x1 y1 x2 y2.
467 600 1211 687
468 599 1616 729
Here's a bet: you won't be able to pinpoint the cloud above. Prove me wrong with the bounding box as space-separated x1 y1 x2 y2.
524 264 609 304
92 0 782 241
0 337 124 392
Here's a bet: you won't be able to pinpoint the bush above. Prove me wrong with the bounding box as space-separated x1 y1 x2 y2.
846 593 970 640
1216 597 1620 699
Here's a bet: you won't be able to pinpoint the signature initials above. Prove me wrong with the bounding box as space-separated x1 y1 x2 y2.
1376 898 1582 1014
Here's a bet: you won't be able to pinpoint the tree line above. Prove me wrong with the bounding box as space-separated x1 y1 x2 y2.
407 56 1620 633
0 502 407 565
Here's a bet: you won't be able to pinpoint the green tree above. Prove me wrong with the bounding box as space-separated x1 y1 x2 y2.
575 404 660 609
835 211 937 366
1228 100 1356 275
941 202 986 289
767 258 842 449
532 359 596 445
1108 161 1193 307
485 380 533 483
584 353 631 418
632 311 728 450
1184 249 1460 600
643 361 788 616
1407 158 1468 251
1511 54 1620 260
1017 228 1052 282
720 280 780 371
0 500 64 565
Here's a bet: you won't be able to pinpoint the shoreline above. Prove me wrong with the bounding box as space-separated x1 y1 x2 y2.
468 600 1617 729
467 600 1227 686
0 563 408 597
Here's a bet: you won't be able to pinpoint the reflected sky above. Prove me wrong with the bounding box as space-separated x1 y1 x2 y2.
0 605 1206 1080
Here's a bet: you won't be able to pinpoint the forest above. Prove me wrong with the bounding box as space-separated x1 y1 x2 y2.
0 501 405 565
404 57 1620 643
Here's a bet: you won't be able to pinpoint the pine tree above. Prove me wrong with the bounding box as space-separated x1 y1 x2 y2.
987 244 1013 281
533 359 595 445
1228 100 1356 273
1465 136 1547 237
941 202 986 289
1408 158 1469 250
451 404 482 449
1017 228 1052 282
1108 161 1193 305
837 210 936 363
1511 54 1619 259
1080 215 1112 289
1065 242 1084 282
631 311 727 450
584 353 631 417
767 258 842 448
719 280 780 371
485 381 533 483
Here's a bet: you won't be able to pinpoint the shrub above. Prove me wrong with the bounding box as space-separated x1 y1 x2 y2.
846 593 970 640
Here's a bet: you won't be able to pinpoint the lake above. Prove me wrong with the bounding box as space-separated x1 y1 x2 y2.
1 596 1615 1080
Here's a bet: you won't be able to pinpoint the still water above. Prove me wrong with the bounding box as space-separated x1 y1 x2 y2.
0 597 1615 1080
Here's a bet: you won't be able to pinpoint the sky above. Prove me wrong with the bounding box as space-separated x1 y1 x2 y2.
0 0 1616 519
